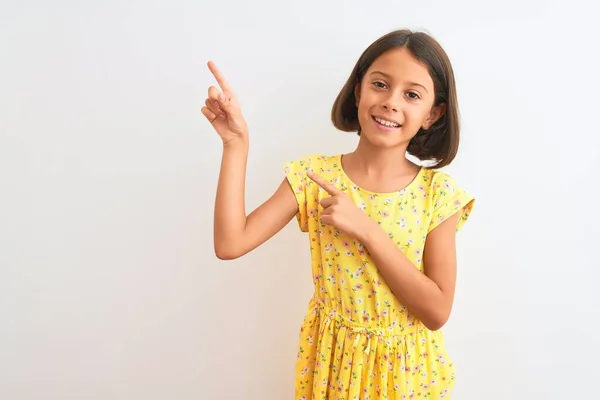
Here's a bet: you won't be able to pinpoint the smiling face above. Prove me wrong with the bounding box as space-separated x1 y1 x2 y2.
354 47 444 150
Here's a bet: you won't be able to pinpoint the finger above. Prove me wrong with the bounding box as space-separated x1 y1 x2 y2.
307 171 341 196
208 84 236 115
205 98 225 118
320 214 334 226
206 63 238 115
207 61 232 92
207 86 229 116
201 106 217 123
320 196 336 208
208 86 222 103
320 207 333 217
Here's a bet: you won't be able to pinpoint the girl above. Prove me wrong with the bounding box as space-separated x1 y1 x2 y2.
202 29 475 399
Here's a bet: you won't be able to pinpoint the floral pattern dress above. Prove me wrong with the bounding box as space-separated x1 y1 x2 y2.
283 154 475 399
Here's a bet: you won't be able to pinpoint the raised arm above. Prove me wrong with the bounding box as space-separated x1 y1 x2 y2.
201 61 298 260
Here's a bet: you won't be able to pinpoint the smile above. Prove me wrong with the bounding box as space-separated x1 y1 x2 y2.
372 116 400 128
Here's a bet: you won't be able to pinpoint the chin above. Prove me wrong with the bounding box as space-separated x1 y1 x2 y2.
363 135 403 149
361 128 406 149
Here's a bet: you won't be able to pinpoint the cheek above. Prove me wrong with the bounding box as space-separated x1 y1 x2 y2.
356 96 370 118
357 91 377 113
409 107 431 123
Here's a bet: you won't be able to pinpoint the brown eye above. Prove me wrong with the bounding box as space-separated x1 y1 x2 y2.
407 92 420 100
373 81 387 89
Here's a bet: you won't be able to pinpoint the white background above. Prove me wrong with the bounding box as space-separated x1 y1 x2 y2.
1 1 599 399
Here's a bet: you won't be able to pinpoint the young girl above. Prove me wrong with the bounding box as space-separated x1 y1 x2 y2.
202 29 475 399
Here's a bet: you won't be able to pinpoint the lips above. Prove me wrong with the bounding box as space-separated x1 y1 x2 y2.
372 115 401 128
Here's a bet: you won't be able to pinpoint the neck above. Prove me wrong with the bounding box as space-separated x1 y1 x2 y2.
349 136 416 176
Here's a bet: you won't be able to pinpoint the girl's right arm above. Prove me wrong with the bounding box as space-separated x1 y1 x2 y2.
213 141 298 259
201 61 298 260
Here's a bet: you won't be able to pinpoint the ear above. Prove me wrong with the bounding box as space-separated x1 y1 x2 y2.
422 103 446 130
354 82 361 106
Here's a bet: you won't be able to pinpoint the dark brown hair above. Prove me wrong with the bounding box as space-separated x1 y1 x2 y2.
331 29 460 168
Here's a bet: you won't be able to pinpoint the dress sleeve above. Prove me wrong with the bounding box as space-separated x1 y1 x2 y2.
282 155 314 232
428 172 475 233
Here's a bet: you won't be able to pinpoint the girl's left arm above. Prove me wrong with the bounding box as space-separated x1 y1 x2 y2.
360 212 460 331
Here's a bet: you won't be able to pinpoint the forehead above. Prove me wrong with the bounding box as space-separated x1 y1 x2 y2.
367 48 433 87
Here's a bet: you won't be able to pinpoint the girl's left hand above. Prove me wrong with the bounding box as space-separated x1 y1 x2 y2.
307 170 375 241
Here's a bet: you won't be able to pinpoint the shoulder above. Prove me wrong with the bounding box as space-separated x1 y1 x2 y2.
282 153 339 191
421 168 463 194
421 168 475 232
283 153 339 173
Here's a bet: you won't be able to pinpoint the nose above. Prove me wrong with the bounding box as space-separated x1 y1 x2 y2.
381 93 400 112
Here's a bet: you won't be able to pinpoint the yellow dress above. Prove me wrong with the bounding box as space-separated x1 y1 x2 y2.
283 154 475 400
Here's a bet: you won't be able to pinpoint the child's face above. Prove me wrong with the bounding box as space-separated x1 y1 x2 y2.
354 47 443 150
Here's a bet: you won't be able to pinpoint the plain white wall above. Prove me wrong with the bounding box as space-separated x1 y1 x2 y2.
1 1 599 399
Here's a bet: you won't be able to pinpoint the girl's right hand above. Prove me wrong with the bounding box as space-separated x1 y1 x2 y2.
201 61 248 146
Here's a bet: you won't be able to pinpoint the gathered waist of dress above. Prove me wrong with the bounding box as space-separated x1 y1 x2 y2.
307 296 423 338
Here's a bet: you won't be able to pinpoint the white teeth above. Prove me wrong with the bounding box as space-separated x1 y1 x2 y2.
374 116 399 127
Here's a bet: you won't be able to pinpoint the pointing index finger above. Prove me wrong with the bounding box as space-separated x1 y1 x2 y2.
207 61 231 92
307 170 341 196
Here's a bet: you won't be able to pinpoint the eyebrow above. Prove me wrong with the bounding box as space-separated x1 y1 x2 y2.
369 70 429 93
